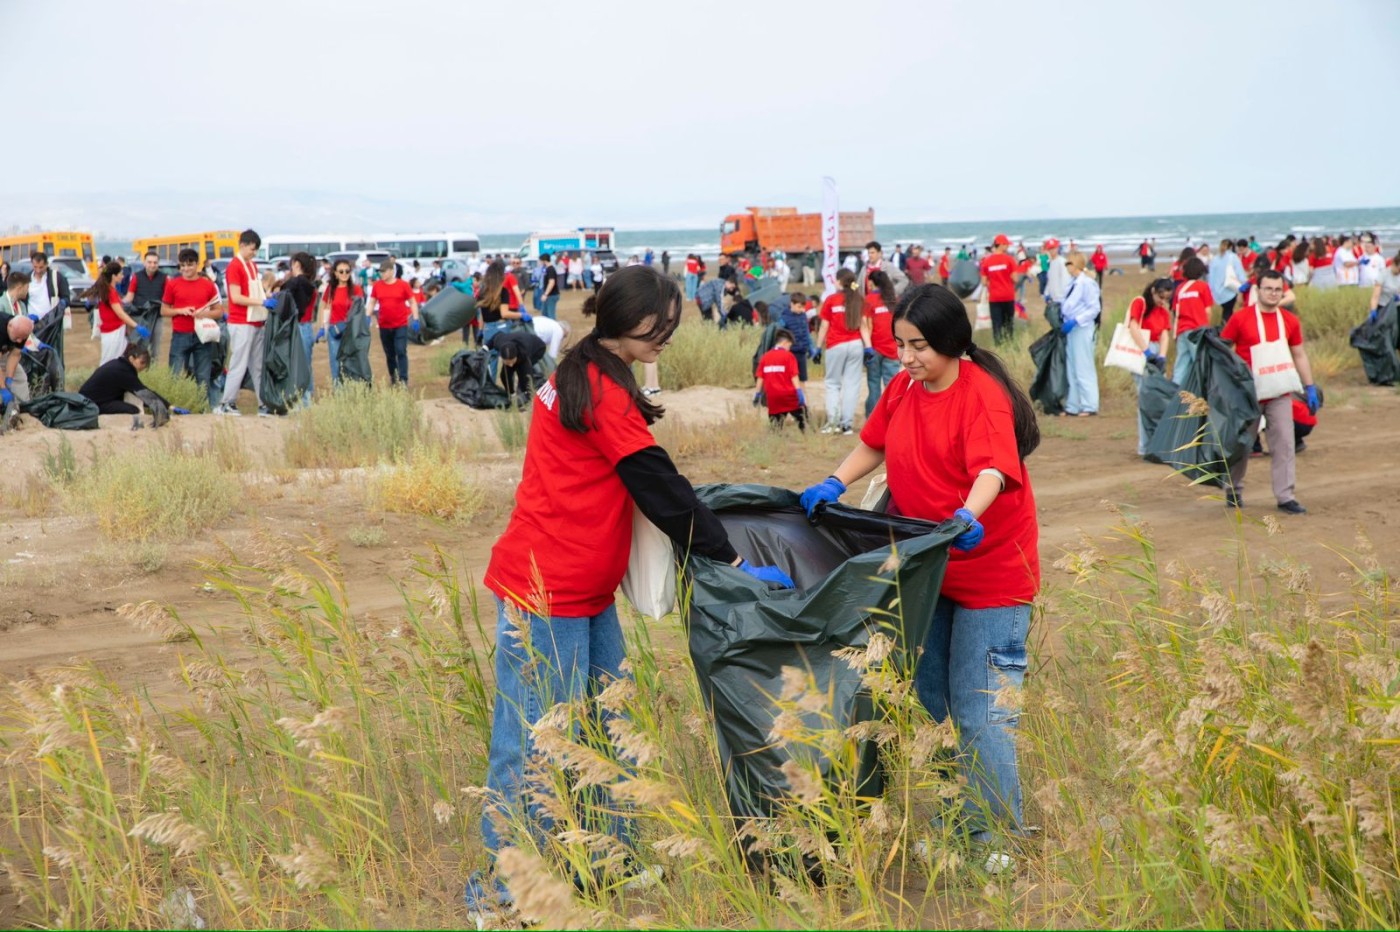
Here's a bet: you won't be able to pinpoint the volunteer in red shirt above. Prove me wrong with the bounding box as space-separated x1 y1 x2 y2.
467 266 791 919
800 281 1041 853
162 248 222 407
815 267 869 435
1169 246 1195 282
318 259 364 386
217 229 269 417
85 260 142 366
1170 256 1214 387
753 328 805 430
366 259 420 385
979 234 1018 344
684 253 700 300
1127 278 1173 456
904 244 932 286
1090 245 1109 286
862 269 900 415
938 247 952 286
1219 268 1317 515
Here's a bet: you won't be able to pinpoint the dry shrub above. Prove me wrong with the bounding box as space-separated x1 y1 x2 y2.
283 383 426 469
70 445 238 542
369 444 483 521
658 321 759 390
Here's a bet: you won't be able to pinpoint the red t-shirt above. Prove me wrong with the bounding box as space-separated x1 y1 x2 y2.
979 252 1017 302
323 283 363 325
904 256 931 285
1219 306 1303 376
1091 251 1108 271
224 257 264 327
860 366 1039 608
1173 280 1213 334
161 276 219 334
1128 295 1170 343
757 346 800 414
371 278 414 329
938 254 951 278
819 293 863 347
97 287 125 333
1170 261 1183 282
685 257 699 275
1240 249 1257 270
485 366 656 616
1307 253 1331 269
502 272 522 309
863 291 897 359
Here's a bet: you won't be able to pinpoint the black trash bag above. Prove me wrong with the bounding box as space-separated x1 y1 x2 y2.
1143 328 1260 487
1028 304 1068 416
134 388 170 428
1137 367 1180 446
1348 300 1399 386
947 258 980 298
129 301 162 341
337 298 374 385
20 305 67 398
684 484 962 838
19 391 100 430
258 293 311 414
448 349 512 409
417 287 477 342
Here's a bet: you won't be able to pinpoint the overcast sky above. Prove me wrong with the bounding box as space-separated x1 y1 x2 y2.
9 0 1400 236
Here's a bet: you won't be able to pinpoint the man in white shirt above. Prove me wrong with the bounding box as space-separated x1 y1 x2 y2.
1333 235 1360 286
771 255 790 292
1359 236 1386 287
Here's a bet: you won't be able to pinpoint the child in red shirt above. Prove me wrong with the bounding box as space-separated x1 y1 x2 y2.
753 329 805 430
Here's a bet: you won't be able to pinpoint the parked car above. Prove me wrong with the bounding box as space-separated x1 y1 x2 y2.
438 258 473 284
13 258 96 303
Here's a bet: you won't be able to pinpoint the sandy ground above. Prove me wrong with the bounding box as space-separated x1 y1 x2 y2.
3 275 1399 700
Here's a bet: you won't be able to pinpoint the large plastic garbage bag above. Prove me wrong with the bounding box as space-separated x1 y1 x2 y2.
683 484 961 834
1027 304 1067 416
20 392 100 430
336 298 374 385
1137 366 1179 446
20 305 66 398
947 259 980 298
415 287 477 344
1349 300 1399 386
1143 328 1260 487
448 349 513 409
258 292 311 414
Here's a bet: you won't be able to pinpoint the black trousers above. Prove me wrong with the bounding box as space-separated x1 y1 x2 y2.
97 399 139 414
1220 297 1238 322
769 408 806 431
990 300 1016 343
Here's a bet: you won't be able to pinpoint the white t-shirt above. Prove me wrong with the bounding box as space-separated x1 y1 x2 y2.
530 315 565 359
1359 250 1386 287
1378 266 1400 305
1334 249 1360 286
28 272 52 316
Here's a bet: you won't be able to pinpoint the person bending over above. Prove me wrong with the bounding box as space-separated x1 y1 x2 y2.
489 328 547 398
79 342 169 415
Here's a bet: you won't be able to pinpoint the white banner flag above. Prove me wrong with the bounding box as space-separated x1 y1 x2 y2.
821 176 839 298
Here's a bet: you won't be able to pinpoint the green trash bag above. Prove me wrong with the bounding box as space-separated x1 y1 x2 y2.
1349 300 1399 386
20 391 100 430
336 298 374 385
418 287 477 342
683 484 962 849
258 292 311 414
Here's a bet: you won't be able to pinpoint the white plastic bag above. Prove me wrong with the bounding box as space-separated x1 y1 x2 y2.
1103 310 1146 375
620 506 676 619
974 292 992 331
194 318 221 344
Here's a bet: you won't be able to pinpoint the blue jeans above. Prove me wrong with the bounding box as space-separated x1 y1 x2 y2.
465 597 633 911
1064 321 1099 414
297 321 317 402
326 321 344 385
684 272 697 300
168 329 216 409
542 294 559 319
864 353 900 416
1173 331 1199 389
379 325 409 385
915 596 1030 841
531 286 543 311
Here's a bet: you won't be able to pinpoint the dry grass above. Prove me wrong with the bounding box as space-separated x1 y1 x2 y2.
283 383 427 469
369 444 484 522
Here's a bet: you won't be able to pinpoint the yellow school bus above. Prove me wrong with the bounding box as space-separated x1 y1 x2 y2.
131 231 241 266
0 231 97 276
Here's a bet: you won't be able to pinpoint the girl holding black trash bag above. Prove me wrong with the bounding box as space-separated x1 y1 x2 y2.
799 282 1040 869
466 265 794 923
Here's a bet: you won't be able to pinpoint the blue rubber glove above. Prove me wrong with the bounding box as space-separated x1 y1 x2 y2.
1060 319 1077 335
171 407 190 415
753 391 763 407
21 341 51 354
134 325 151 340
863 347 875 364
27 313 40 322
951 507 985 552
811 347 823 365
1304 384 1319 415
316 327 327 343
262 297 279 310
1369 309 1379 323
738 559 795 589
411 318 421 334
520 311 533 324
799 475 847 518
797 388 807 407
0 388 12 406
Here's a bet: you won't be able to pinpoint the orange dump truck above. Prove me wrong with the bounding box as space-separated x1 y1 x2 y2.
719 206 876 260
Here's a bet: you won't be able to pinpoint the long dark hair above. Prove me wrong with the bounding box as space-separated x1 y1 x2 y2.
836 267 862 330
869 269 897 311
1142 278 1173 309
326 260 356 306
557 265 681 433
85 261 122 303
479 260 505 311
893 284 1040 459
1292 239 1310 264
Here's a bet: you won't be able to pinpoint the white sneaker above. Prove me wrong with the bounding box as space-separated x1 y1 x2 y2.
213 404 241 417
257 405 273 418
841 427 854 436
913 839 1016 875
621 863 664 892
819 424 839 435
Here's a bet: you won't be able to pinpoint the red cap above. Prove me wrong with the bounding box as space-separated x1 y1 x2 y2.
993 234 1010 247
1045 238 1060 250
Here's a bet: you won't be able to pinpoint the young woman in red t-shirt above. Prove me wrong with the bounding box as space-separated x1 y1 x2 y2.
466 266 792 921
318 259 364 385
815 267 870 434
799 282 1040 858
85 260 142 365
1128 278 1173 455
862 270 900 416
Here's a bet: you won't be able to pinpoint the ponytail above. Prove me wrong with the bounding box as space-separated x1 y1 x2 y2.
837 267 862 330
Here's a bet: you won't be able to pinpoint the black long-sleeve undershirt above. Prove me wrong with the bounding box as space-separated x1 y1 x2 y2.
615 445 739 566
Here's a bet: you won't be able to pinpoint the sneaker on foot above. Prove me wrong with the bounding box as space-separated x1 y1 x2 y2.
1225 488 1242 509
620 862 663 892
1277 499 1307 515
819 424 839 434
215 403 242 418
841 426 854 436
257 405 273 418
